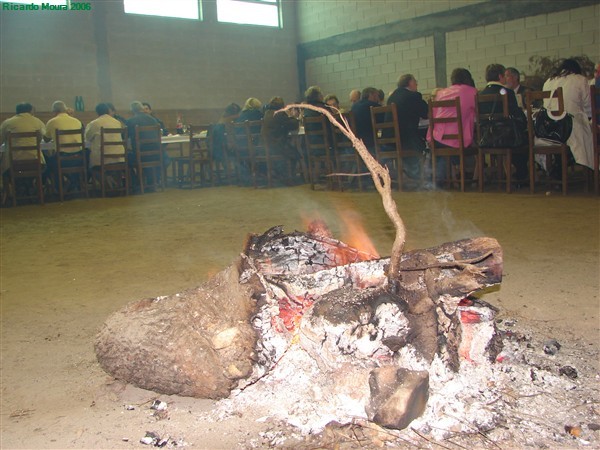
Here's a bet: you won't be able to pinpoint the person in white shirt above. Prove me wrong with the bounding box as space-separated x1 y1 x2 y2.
85 103 126 169
542 58 593 177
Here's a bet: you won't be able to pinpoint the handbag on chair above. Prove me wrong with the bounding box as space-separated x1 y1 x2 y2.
533 108 573 144
479 116 525 148
478 94 526 148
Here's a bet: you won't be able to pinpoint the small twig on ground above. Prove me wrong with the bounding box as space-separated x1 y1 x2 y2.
410 427 455 450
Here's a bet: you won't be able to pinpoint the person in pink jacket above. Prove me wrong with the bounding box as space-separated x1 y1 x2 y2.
428 68 478 148
427 68 478 181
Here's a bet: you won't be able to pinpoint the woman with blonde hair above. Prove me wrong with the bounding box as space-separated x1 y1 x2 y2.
236 97 263 123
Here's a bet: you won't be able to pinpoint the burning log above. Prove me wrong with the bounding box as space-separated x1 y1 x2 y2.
95 225 503 432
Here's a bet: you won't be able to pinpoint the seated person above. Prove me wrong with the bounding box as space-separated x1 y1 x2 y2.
504 67 532 109
210 102 241 169
386 74 428 177
125 101 170 187
262 97 300 177
351 87 381 152
303 85 332 145
427 68 478 180
142 102 168 136
126 100 161 162
85 102 126 170
324 94 341 112
106 103 127 126
44 100 85 189
479 63 528 181
235 97 263 122
0 102 46 176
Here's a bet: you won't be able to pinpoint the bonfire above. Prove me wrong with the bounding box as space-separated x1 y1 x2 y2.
94 106 598 447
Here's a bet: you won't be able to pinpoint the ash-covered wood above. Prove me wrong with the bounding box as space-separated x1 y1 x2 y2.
244 225 378 276
95 224 504 437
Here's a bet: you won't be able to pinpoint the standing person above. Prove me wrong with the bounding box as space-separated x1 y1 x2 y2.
85 102 126 170
0 103 46 176
386 73 429 153
479 63 528 181
543 58 594 175
44 100 85 189
142 102 168 136
351 87 381 151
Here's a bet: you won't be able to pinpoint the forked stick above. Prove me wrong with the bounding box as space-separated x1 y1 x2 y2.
278 104 406 286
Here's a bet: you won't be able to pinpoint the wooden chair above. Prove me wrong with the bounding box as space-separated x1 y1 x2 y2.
176 125 213 188
99 127 129 197
134 124 165 194
371 104 425 191
525 88 572 195
259 121 296 188
591 86 599 195
475 93 529 193
428 97 477 192
331 112 364 191
303 115 334 190
54 127 88 202
209 123 235 185
227 121 255 186
4 130 44 206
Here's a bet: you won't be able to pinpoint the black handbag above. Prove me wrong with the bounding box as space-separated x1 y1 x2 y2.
533 107 573 144
478 94 526 148
479 116 525 148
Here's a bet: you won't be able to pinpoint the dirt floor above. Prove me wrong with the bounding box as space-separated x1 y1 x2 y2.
0 185 598 449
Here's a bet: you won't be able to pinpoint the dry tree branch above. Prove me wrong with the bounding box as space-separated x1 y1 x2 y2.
278 104 406 287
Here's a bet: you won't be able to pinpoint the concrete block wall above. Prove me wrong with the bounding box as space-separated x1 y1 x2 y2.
446 5 600 88
0 10 100 113
297 0 481 44
305 36 435 104
299 1 599 109
0 0 300 115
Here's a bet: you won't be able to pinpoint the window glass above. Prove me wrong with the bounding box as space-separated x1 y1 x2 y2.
123 0 200 20
216 0 280 28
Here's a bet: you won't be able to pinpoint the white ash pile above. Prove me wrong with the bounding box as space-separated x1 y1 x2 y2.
215 224 505 435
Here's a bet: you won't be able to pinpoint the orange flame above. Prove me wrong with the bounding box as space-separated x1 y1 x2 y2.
338 209 380 260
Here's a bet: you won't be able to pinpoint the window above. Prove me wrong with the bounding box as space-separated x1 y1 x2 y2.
123 0 201 20
216 0 280 28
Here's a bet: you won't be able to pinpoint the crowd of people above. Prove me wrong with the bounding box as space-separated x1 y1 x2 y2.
0 57 598 199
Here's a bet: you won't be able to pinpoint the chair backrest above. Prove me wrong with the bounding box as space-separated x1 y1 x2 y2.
524 87 565 146
303 115 331 156
55 127 84 153
100 127 128 165
591 86 599 146
134 124 162 155
428 96 465 151
229 121 251 156
7 130 43 167
475 93 510 148
370 104 401 154
331 112 356 154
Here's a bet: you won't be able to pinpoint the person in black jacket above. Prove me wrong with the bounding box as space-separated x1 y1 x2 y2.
479 64 528 181
351 87 381 152
386 74 428 178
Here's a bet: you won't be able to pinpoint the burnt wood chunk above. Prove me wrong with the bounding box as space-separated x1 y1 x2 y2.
94 260 257 399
